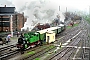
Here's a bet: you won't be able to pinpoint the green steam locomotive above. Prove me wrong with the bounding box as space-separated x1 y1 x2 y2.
16 24 65 50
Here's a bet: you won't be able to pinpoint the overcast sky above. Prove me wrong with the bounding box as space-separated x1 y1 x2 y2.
0 0 90 13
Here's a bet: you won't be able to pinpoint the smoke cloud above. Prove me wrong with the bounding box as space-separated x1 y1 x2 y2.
0 0 13 7
1 0 65 31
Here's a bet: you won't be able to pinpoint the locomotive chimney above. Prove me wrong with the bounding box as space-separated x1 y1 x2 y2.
5 5 6 7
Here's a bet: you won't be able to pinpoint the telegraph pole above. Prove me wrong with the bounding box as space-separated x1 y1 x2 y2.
59 6 60 11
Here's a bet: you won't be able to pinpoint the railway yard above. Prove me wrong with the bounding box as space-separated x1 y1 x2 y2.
0 19 90 60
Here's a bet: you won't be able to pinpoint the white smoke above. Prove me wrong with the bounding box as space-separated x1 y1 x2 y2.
0 0 13 7
12 0 65 31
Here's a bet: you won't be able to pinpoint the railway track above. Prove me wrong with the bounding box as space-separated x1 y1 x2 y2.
0 49 19 60
55 20 84 46
17 45 55 60
26 19 84 59
51 48 74 60
27 46 55 60
8 44 55 60
0 44 18 60
46 20 87 60
59 32 84 60
27 29 82 60
1 20 89 60
59 20 89 60
55 27 82 47
64 49 74 60
1 44 48 60
0 44 16 52
81 20 90 60
72 30 89 59
47 30 82 60
31 22 83 60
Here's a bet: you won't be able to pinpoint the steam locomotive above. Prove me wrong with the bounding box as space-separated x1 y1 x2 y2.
16 24 65 50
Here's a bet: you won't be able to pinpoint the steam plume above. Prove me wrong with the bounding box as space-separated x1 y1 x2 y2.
12 0 65 31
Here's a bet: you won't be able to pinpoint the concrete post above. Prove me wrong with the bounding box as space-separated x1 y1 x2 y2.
10 15 13 37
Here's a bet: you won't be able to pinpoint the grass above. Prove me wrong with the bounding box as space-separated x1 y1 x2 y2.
25 51 35 56
73 23 79 27
18 51 36 60
67 26 72 29
35 58 40 60
86 20 90 24
20 45 55 60
85 16 90 24
67 23 79 29
49 45 55 49
88 34 90 37
24 45 54 56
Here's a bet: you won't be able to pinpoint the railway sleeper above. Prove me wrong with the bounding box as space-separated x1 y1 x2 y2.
0 50 19 60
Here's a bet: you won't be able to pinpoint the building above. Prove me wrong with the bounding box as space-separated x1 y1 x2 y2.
0 5 27 32
13 13 27 31
0 13 27 32
0 15 10 32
